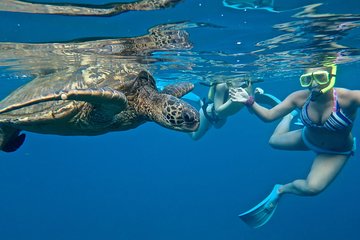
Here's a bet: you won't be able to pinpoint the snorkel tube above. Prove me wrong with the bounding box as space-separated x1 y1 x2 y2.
320 65 337 94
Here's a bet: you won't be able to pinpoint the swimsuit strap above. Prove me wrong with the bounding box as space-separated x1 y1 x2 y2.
332 88 338 112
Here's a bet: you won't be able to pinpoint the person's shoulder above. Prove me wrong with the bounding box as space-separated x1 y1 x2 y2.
336 87 358 100
335 87 351 94
335 88 360 108
288 89 309 99
285 90 309 107
336 87 352 97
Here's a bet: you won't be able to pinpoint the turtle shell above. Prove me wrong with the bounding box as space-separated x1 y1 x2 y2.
0 64 141 124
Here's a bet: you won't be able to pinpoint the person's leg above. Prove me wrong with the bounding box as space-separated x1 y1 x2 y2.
280 154 349 196
268 114 308 150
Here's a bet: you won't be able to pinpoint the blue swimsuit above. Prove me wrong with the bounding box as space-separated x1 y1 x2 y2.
300 89 355 155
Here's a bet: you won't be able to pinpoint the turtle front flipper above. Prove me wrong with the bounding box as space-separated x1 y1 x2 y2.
161 82 195 98
0 87 128 114
0 126 26 153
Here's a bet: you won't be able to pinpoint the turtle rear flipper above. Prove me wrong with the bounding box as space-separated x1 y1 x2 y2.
0 126 26 152
161 82 195 97
0 87 128 115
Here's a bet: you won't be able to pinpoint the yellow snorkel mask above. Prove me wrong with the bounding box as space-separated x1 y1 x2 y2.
299 65 337 94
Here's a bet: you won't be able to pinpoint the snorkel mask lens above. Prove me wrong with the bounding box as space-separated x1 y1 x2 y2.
300 73 313 87
239 80 250 88
313 71 330 85
228 80 250 88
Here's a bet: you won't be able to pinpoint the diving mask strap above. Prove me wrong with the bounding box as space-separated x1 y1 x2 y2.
320 65 337 94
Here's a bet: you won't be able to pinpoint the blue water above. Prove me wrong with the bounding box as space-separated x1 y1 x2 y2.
1 0 360 239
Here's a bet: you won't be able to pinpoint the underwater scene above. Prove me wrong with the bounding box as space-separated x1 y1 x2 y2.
0 0 360 239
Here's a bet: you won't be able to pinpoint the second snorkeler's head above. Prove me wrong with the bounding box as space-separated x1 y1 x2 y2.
226 78 255 94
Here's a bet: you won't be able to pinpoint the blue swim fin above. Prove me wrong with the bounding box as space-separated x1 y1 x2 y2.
254 92 281 107
254 92 299 118
239 184 282 228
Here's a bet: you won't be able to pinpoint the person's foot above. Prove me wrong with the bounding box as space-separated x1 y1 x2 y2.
254 87 264 95
264 184 282 211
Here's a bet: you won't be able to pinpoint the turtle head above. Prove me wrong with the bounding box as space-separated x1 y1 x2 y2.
134 71 199 132
154 94 200 132
141 93 199 132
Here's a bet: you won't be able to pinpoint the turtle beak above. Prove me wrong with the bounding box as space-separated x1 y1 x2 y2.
181 106 200 132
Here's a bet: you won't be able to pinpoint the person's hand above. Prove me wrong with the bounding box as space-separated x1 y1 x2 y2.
229 87 250 103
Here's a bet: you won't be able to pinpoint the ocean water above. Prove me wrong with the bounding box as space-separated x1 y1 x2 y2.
0 0 360 239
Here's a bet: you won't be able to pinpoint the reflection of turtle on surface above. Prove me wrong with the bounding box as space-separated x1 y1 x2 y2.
0 65 200 152
0 0 183 16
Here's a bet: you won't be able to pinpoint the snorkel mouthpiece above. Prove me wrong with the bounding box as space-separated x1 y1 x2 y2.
320 65 337 94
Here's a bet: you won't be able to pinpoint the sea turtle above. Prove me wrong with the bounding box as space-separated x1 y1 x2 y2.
0 64 199 152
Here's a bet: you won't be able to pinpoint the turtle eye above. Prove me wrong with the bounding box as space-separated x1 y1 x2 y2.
182 110 194 123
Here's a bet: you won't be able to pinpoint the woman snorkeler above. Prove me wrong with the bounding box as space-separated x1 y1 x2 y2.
230 65 360 228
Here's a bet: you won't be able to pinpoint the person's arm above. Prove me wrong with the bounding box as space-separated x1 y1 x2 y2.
230 87 300 122
213 83 244 118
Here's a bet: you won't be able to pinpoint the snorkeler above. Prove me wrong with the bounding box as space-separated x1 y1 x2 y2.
230 65 360 228
190 81 249 140
190 79 279 140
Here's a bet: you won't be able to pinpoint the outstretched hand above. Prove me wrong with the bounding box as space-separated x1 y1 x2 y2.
229 87 250 103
